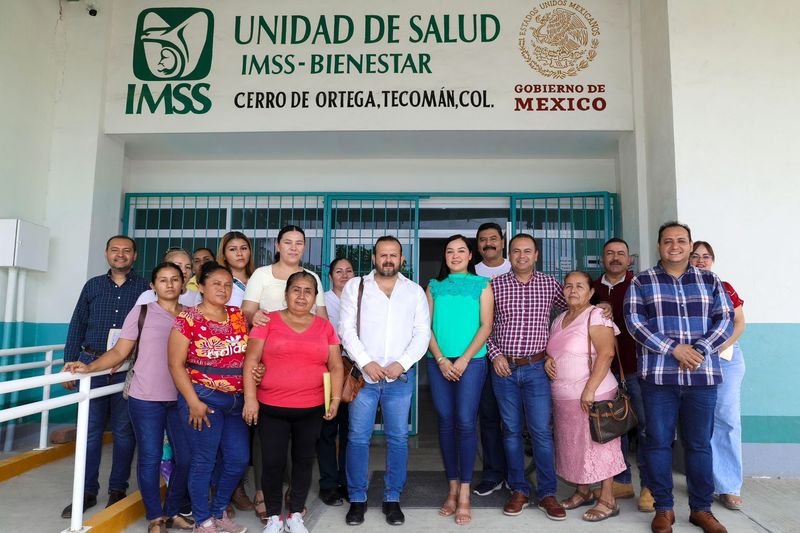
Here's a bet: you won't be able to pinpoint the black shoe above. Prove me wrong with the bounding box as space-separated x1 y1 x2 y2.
346 502 367 525
320 488 344 506
338 485 351 503
382 501 405 525
106 489 126 507
61 493 97 519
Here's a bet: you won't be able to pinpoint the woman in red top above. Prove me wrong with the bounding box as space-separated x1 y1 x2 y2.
168 262 249 533
243 271 344 533
690 241 747 511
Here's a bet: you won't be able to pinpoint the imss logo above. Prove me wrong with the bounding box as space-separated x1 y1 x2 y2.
126 8 214 114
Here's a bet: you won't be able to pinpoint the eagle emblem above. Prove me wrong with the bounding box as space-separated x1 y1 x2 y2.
519 3 600 79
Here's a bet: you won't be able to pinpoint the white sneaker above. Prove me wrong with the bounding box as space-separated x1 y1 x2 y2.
261 515 284 533
284 512 308 533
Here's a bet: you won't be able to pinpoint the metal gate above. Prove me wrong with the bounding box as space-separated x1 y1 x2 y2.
123 191 618 435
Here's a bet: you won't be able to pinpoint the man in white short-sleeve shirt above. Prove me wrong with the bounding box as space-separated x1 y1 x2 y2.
338 236 430 527
475 222 511 279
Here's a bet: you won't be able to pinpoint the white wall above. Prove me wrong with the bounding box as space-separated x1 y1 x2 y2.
0 2 59 224
17 1 128 325
637 0 678 267
125 158 618 194
668 0 800 323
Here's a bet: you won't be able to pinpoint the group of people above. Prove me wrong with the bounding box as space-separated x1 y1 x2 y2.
60 220 745 533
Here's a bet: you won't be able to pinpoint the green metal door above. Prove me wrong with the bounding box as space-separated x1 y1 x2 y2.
323 195 421 434
511 192 618 282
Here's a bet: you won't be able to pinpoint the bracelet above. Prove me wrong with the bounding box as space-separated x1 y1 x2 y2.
331 396 341 401
436 357 446 365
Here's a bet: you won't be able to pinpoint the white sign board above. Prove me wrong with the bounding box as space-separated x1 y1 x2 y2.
105 0 633 133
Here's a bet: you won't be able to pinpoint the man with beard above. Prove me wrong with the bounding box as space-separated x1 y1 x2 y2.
591 238 653 511
339 236 431 526
472 222 510 497
60 235 150 518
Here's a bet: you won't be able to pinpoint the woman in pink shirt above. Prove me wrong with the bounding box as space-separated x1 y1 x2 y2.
243 271 344 533
64 262 193 533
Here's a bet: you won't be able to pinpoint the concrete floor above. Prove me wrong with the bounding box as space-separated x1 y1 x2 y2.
0 392 797 533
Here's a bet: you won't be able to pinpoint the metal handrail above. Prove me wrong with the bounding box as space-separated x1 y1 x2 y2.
0 344 123 533
0 344 65 451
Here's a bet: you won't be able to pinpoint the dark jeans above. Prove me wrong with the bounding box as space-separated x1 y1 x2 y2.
317 402 348 491
178 384 249 523
128 397 190 520
81 352 135 496
258 403 325 516
641 380 717 512
427 357 487 483
477 369 507 484
614 375 649 488
492 360 557 499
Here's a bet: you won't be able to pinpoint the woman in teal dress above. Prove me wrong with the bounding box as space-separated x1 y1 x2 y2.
426 234 494 525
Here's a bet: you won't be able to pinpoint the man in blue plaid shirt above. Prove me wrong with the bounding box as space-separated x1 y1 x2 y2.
624 222 733 533
60 235 149 519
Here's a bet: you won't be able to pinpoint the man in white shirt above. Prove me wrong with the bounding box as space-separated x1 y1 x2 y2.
472 222 511 497
474 222 511 279
339 236 431 527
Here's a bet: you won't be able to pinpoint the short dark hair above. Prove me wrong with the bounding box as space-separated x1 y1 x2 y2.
373 235 403 254
151 262 184 284
193 247 215 259
603 238 629 252
657 221 692 243
285 271 319 296
508 233 538 252
435 234 477 281
476 222 504 240
106 235 136 253
692 241 715 261
198 260 232 285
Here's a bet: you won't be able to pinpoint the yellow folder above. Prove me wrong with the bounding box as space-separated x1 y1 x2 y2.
323 372 331 413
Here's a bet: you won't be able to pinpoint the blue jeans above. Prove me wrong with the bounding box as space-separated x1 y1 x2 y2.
81 352 135 496
177 384 249 523
712 344 745 495
478 368 507 484
492 360 557 499
427 357 487 483
641 380 717 511
346 368 415 503
128 397 191 520
614 376 649 489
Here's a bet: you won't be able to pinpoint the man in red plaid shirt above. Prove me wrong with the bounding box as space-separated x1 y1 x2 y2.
486 233 568 521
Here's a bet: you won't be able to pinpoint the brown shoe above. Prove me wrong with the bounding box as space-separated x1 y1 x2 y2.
502 491 530 516
537 495 567 521
231 484 254 511
639 487 655 512
689 511 728 533
651 509 675 533
592 481 635 500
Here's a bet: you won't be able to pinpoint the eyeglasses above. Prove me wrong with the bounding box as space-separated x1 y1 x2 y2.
690 254 713 261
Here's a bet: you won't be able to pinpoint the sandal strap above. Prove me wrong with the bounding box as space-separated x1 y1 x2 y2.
597 498 616 509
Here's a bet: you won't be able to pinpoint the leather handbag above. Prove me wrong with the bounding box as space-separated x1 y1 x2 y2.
340 278 365 403
585 308 638 444
122 304 148 400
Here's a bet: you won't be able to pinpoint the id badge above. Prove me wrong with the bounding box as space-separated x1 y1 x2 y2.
107 329 122 351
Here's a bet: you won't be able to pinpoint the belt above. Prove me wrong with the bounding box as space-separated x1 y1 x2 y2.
508 351 547 366
187 363 244 376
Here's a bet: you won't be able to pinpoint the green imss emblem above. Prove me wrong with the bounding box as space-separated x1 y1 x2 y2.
133 7 214 81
